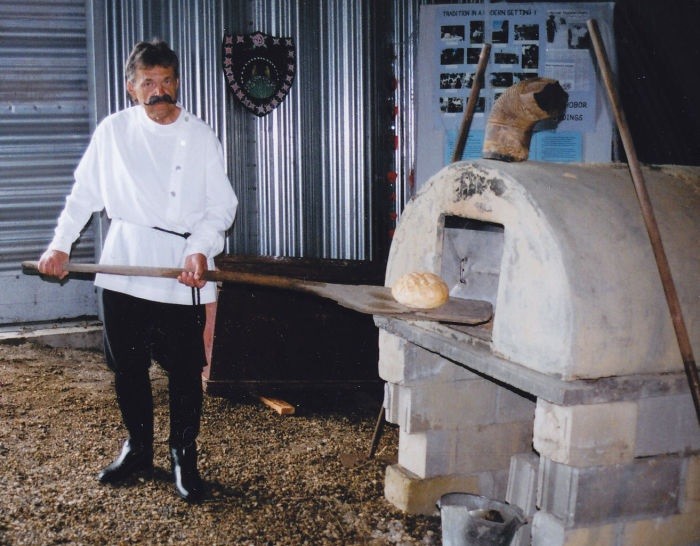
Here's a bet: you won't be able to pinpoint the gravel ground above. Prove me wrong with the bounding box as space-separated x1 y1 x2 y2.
0 341 442 545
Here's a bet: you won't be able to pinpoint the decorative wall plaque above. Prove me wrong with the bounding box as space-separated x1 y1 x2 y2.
222 31 296 117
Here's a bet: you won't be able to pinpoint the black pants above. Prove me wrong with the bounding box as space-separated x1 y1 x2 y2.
101 289 206 450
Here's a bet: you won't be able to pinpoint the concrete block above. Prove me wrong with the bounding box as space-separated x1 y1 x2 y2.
506 452 540 546
496 384 536 423
423 379 499 429
384 366 533 433
635 393 700 457
384 463 480 515
478 468 510 502
621 512 700 546
378 330 478 384
398 428 453 478
398 420 532 478
507 452 540 514
537 455 682 527
452 421 533 476
683 454 700 513
531 512 621 546
378 330 409 384
534 399 637 466
387 378 500 433
383 382 400 425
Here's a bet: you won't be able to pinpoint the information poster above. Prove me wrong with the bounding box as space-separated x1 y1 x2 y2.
416 2 615 186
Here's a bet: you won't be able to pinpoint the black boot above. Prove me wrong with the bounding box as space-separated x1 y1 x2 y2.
170 444 203 503
98 439 153 484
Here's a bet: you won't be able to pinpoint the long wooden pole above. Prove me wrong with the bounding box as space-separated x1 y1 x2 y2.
451 43 491 163
587 19 700 424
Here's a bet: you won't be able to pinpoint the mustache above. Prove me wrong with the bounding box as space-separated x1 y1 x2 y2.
145 94 175 105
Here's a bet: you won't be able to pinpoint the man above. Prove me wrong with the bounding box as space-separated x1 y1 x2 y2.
38 40 237 503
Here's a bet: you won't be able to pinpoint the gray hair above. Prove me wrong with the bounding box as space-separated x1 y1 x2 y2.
125 39 179 83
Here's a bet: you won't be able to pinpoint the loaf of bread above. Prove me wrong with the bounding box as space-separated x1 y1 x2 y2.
391 272 449 309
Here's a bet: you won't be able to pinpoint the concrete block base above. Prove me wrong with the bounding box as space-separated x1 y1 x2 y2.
385 464 481 516
376 325 700 544
621 511 700 546
532 510 700 546
537 454 682 526
506 452 540 546
534 399 637 466
531 512 621 546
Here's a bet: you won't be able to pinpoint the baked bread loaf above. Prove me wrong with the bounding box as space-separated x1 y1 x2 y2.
391 272 449 309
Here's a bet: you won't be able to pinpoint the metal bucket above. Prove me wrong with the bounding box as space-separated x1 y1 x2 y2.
437 493 526 546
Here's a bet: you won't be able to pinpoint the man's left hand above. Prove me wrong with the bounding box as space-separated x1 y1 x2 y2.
178 253 207 289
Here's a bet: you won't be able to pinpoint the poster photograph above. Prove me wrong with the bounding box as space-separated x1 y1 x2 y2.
428 2 613 167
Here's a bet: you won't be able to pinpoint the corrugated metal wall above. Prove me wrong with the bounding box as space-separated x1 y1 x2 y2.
0 0 98 324
393 0 421 210
238 0 397 259
251 0 373 258
88 0 397 262
0 0 93 273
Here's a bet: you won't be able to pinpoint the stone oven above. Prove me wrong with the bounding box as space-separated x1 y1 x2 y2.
377 159 700 545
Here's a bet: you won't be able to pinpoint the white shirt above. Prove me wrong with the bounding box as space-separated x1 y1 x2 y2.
49 105 238 305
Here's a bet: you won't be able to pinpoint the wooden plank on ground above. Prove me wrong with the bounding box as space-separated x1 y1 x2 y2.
259 396 295 415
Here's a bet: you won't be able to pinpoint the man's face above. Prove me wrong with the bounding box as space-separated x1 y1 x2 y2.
127 64 179 123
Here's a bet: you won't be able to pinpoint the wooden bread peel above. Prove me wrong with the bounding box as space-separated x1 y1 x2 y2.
21 261 493 326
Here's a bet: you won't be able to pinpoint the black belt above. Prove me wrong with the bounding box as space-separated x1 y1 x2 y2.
152 227 200 306
152 226 191 239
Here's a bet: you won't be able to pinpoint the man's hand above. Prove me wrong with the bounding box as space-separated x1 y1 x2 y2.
178 253 207 289
37 250 69 279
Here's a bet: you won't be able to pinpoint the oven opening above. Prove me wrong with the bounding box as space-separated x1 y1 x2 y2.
440 216 504 333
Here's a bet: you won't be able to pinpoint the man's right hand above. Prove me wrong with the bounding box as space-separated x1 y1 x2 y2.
37 250 70 279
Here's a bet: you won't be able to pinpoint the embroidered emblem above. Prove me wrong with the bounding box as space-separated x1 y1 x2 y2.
222 31 296 117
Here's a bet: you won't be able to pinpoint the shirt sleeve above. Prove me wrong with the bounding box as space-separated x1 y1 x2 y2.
183 134 238 258
48 129 106 254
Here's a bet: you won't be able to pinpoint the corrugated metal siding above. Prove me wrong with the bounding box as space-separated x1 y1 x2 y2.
0 0 93 273
251 0 375 259
393 0 422 213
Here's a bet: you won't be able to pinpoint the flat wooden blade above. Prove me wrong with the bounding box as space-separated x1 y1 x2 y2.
302 283 492 325
21 261 493 325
